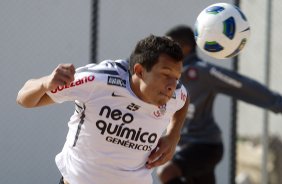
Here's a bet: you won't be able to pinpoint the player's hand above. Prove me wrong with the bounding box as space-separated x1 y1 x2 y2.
43 64 75 91
145 134 179 169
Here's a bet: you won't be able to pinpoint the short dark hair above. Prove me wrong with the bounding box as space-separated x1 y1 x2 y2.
165 25 196 53
129 35 183 75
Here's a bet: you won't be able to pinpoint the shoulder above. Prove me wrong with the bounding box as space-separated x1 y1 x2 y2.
175 82 188 99
167 82 188 110
185 59 228 79
74 60 128 83
76 59 129 76
193 60 212 70
87 60 129 89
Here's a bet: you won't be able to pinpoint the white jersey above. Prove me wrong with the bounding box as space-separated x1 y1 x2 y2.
47 60 187 184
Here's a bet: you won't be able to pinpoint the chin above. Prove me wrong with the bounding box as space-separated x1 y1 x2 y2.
156 99 168 106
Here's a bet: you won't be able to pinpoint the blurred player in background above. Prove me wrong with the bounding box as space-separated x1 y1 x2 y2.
157 25 282 184
16 35 189 184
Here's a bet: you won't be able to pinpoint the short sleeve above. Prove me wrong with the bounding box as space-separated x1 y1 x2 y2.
175 84 188 110
46 65 97 103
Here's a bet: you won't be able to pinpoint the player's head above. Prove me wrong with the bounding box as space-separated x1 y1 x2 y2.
129 35 183 106
129 34 183 75
165 25 196 57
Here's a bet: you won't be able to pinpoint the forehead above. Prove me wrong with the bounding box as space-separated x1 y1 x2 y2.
153 54 183 72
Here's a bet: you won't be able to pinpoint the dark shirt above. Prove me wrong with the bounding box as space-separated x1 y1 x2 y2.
180 54 282 144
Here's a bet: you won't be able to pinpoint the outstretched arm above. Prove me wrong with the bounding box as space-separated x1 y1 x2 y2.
17 64 75 108
208 65 282 113
145 96 189 169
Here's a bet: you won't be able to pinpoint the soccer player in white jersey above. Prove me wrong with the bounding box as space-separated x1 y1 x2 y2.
17 35 189 184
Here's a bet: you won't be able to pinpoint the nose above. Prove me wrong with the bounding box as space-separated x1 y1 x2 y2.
167 79 178 92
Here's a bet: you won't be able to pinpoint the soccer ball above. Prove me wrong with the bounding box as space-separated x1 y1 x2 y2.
194 3 250 59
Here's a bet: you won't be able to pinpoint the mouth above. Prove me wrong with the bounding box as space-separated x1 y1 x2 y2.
160 92 171 99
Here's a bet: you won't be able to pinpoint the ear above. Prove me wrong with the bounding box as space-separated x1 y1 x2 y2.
182 44 192 56
133 63 144 78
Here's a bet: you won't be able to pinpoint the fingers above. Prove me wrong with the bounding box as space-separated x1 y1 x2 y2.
148 147 162 163
61 64 75 76
54 64 75 85
43 64 75 90
146 146 173 169
146 153 169 169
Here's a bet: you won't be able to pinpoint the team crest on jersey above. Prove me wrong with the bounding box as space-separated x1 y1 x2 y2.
107 76 126 88
186 67 198 80
153 104 167 118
